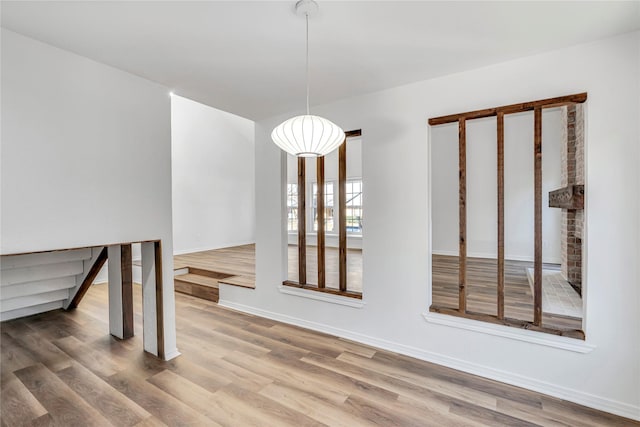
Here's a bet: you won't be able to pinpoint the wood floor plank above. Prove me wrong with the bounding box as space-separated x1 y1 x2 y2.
0 376 48 427
106 370 218 426
53 335 124 378
56 361 150 426
1 282 636 427
13 363 112 426
259 382 371 427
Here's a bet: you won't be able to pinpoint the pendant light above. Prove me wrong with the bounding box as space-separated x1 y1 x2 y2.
271 0 345 157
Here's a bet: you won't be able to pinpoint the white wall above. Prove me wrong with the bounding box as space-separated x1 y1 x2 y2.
220 32 640 419
431 109 563 263
171 95 255 254
1 29 177 357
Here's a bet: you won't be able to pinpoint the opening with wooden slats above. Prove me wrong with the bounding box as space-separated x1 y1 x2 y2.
429 94 586 339
284 130 363 298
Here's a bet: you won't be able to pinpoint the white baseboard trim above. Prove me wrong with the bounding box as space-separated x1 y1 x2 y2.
173 241 255 256
432 250 562 265
163 349 181 361
217 299 639 421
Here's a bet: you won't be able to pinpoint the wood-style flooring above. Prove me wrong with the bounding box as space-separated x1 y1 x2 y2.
431 255 582 331
287 245 363 293
2 283 636 426
174 244 256 289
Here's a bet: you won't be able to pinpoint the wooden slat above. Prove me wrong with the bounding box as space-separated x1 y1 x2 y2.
497 112 505 320
317 156 326 288
458 118 467 313
297 158 307 285
428 93 588 125
154 241 165 360
338 139 347 292
429 305 584 339
533 107 543 326
121 244 134 339
66 247 108 310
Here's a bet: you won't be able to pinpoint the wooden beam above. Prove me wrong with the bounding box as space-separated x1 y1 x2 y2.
283 281 362 299
458 118 467 313
154 241 165 360
344 129 362 138
66 247 108 310
317 156 326 288
533 107 543 326
497 112 505 320
428 93 588 126
548 185 584 210
297 157 307 285
338 139 348 292
121 244 134 339
429 305 584 340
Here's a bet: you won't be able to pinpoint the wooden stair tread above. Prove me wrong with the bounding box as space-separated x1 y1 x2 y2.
174 273 219 289
219 275 255 289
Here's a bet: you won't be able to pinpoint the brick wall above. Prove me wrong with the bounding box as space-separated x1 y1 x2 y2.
560 105 584 294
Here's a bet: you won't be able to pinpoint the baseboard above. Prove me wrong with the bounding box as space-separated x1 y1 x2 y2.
173 241 255 256
217 299 639 421
432 249 562 265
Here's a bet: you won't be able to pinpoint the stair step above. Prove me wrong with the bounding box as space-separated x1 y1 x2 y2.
174 273 219 289
174 273 220 303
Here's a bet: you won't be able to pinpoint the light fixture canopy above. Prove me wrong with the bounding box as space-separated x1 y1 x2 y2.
271 0 345 158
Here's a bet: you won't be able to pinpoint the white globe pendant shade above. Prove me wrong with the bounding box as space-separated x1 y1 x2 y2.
271 115 345 157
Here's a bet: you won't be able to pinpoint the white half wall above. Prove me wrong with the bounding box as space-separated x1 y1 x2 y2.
1 29 177 358
220 32 640 420
171 95 255 254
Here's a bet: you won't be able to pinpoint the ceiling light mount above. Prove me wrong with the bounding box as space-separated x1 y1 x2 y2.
295 0 319 18
271 0 345 158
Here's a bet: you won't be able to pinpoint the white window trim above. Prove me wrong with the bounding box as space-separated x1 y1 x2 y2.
279 284 365 308
422 311 595 353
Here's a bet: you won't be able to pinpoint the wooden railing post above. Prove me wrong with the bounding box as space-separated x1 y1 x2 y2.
497 112 505 320
317 156 326 288
458 118 467 313
338 139 348 292
298 158 307 285
533 107 543 326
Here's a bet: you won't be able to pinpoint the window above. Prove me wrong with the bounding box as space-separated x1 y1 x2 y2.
428 94 586 339
345 180 363 234
285 130 363 298
313 182 334 232
287 183 298 232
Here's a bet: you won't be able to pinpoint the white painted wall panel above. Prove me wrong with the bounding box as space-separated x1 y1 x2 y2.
171 95 255 254
224 32 640 419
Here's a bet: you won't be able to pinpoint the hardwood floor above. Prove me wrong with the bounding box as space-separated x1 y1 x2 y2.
432 255 582 331
1 283 636 426
174 244 256 289
287 245 363 293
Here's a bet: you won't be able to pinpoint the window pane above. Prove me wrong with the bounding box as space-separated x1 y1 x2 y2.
312 182 335 232
346 179 363 234
287 183 297 232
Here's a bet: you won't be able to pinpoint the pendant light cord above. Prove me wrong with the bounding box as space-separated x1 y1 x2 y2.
305 12 310 115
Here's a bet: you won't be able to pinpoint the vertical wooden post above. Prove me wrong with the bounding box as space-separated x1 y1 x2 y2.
497 112 505 320
338 139 348 292
297 157 307 285
533 107 543 326
141 240 166 359
458 119 467 313
317 156 326 288
120 244 134 339
154 241 165 359
107 244 133 340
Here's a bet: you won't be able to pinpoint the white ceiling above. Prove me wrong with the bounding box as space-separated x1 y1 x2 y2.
2 1 638 120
